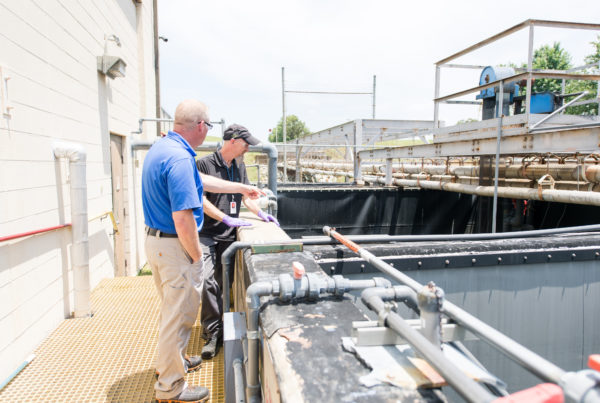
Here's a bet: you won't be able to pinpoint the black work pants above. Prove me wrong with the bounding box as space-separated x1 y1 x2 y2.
199 237 233 339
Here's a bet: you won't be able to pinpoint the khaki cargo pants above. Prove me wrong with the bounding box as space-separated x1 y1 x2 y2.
145 233 204 399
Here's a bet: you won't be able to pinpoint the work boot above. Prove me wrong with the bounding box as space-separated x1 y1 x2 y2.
184 355 202 372
201 335 222 359
156 386 209 402
155 355 202 377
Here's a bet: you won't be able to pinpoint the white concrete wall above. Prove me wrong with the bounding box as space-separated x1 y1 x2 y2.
0 0 156 383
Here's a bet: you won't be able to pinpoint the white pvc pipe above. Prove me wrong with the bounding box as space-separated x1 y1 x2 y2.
53 141 91 318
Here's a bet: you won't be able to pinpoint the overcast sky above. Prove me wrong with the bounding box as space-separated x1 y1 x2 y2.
157 0 600 142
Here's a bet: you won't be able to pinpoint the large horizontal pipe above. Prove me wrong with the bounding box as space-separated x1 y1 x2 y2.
361 175 600 206
285 164 600 192
288 160 600 183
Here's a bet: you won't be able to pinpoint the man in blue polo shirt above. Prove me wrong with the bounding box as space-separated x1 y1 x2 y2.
142 99 262 403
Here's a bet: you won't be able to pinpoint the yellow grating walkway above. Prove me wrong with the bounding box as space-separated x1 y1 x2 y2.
0 276 224 402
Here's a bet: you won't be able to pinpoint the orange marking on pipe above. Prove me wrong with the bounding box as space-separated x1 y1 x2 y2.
330 230 361 253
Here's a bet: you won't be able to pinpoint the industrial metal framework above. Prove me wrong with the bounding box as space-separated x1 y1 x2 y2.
348 20 600 231
433 19 600 129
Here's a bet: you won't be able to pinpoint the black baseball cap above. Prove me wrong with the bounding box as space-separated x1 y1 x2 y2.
223 124 261 145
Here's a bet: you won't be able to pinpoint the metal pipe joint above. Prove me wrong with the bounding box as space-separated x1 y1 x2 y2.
417 281 445 349
559 369 600 403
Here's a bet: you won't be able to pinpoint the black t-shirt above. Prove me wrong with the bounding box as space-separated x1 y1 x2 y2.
196 151 250 241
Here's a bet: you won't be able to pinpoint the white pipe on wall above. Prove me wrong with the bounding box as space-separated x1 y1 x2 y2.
53 141 91 318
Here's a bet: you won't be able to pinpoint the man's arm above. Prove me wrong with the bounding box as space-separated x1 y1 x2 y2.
204 195 252 227
243 196 280 226
172 209 202 263
200 173 264 199
203 196 226 221
242 196 261 216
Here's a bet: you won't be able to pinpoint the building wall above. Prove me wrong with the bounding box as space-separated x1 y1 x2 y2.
0 0 156 383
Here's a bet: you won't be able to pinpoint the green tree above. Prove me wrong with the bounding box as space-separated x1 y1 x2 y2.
565 35 600 115
268 115 311 142
527 42 572 93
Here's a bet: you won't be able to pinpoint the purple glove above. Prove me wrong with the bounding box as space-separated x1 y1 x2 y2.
257 211 280 227
222 215 251 227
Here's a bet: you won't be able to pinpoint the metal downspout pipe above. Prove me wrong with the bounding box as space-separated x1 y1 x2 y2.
258 142 278 196
360 287 496 403
130 140 278 196
245 281 273 403
323 226 568 385
232 358 246 403
52 142 91 318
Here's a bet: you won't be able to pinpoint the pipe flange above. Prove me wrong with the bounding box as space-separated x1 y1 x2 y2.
325 277 336 294
333 275 349 296
306 273 320 300
271 279 280 295
278 273 294 302
372 277 392 289
418 282 445 313
378 302 393 327
559 370 600 402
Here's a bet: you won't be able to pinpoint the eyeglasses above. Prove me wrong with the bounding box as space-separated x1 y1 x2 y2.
198 121 213 130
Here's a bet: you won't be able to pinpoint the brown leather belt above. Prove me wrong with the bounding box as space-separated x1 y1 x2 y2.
147 228 178 238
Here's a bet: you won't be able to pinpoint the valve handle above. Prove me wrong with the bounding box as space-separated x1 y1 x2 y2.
589 354 600 372
292 261 305 280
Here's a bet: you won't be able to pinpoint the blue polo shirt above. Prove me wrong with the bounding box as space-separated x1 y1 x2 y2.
142 131 204 234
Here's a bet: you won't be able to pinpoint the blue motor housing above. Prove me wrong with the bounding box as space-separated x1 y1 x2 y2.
530 92 559 114
476 66 517 100
476 66 519 120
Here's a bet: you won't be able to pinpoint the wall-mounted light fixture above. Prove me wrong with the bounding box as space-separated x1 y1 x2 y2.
97 34 126 79
97 55 127 79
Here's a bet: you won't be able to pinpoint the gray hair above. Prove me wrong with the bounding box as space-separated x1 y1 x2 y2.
174 99 210 130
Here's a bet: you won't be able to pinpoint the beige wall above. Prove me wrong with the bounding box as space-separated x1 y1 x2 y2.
0 0 157 383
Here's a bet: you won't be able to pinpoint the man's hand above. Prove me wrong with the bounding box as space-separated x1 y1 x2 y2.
257 211 280 227
222 215 252 227
240 184 266 200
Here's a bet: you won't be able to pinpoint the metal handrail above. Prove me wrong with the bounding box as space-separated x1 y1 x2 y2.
433 20 600 130
0 224 71 243
434 72 600 104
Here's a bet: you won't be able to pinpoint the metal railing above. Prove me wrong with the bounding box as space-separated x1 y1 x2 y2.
433 19 600 130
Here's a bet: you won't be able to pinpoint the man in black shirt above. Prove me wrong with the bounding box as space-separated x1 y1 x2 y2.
196 124 279 359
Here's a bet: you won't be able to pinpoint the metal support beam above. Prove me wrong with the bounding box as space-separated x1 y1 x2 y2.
358 127 600 159
491 82 504 233
282 66 287 183
372 75 376 119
